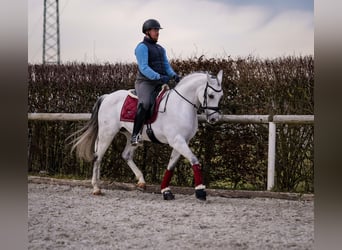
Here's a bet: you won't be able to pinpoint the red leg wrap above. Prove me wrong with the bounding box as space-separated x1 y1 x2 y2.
161 169 174 190
192 164 203 186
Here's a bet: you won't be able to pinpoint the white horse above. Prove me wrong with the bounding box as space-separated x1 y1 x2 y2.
70 70 223 200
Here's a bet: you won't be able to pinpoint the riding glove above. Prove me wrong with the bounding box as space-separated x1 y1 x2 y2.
160 75 170 83
173 74 180 83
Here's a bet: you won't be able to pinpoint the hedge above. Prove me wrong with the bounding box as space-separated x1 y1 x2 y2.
28 55 314 192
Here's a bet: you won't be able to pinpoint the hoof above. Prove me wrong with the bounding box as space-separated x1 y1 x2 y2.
136 182 146 191
163 190 175 200
195 189 206 201
92 189 102 195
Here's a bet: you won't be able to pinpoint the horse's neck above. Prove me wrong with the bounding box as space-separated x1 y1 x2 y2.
175 77 205 104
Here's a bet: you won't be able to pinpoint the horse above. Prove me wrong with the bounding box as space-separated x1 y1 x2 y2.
69 70 224 200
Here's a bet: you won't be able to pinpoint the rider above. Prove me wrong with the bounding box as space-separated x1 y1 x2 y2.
131 19 180 146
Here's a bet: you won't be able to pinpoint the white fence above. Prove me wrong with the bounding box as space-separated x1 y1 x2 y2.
28 113 314 191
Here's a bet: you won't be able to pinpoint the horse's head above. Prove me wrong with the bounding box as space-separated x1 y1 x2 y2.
199 70 223 124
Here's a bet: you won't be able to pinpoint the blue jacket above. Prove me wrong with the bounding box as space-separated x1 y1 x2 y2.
135 36 176 80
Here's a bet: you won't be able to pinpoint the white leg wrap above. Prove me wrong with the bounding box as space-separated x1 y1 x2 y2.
161 187 171 193
195 184 206 190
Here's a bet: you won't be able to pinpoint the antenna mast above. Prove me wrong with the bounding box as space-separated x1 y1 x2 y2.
43 0 60 64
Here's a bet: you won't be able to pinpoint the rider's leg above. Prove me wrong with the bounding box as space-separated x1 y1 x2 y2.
131 81 154 146
131 103 148 146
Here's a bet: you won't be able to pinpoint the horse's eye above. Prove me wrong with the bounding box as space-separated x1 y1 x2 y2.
208 94 214 99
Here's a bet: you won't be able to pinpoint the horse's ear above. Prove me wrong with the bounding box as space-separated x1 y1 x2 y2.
217 70 223 84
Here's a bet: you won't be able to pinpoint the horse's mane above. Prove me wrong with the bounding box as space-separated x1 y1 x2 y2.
177 71 210 86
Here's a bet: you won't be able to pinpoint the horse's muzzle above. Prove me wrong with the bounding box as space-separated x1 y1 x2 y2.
208 117 219 124
205 107 220 124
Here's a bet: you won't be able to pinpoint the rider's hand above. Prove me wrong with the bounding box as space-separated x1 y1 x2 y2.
160 75 170 83
173 74 180 83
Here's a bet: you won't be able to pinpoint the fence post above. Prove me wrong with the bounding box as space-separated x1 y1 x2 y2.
267 122 276 190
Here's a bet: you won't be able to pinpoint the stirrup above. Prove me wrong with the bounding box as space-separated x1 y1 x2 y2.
131 134 141 146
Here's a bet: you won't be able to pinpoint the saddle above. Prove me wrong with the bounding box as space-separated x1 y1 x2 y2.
120 84 169 123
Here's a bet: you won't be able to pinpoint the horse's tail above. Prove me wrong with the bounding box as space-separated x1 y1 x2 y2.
68 94 107 162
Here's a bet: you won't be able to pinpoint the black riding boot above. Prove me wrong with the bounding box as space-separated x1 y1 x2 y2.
131 104 148 146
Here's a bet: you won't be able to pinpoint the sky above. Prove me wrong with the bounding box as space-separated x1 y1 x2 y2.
28 0 314 64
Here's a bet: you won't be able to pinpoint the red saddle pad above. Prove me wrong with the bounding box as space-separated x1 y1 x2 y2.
120 86 168 124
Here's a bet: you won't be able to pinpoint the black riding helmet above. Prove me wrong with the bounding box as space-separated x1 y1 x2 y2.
142 19 163 34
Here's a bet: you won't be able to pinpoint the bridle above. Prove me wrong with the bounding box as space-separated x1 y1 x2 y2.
173 80 222 117
199 82 222 116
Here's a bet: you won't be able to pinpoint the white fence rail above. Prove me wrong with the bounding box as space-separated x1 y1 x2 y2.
28 113 314 191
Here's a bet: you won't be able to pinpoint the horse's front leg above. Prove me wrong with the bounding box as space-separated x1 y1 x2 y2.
168 135 206 200
160 149 181 200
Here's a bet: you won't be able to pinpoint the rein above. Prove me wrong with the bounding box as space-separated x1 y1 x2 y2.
172 81 222 116
173 88 199 110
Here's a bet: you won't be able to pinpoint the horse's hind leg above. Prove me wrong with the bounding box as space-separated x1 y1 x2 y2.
92 156 102 195
160 149 181 199
92 127 118 195
121 131 146 190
